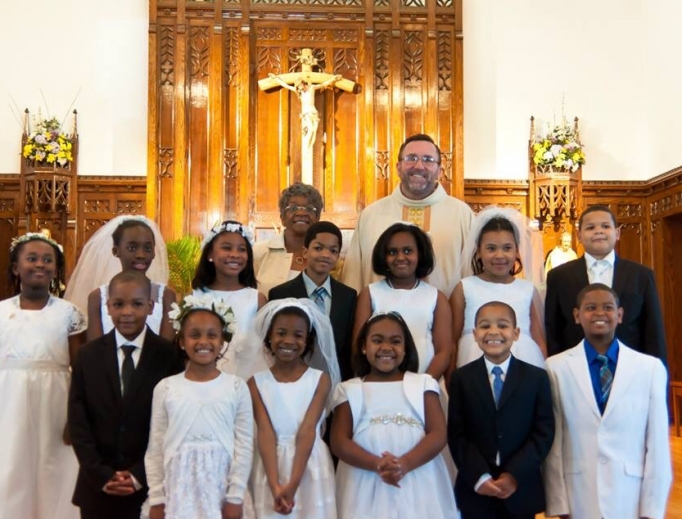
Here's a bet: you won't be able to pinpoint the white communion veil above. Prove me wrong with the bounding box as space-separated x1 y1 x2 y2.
252 298 341 391
64 215 169 314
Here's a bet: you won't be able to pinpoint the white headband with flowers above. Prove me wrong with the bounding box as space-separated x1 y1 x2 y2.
168 293 237 340
10 232 64 254
201 221 254 250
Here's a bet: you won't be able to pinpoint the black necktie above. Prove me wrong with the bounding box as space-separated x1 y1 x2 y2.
121 345 136 395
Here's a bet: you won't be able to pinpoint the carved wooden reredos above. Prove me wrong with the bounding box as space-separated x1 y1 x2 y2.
147 0 463 240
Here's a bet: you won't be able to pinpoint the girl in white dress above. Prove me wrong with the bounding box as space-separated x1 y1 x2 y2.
332 312 457 519
353 223 452 379
450 207 546 369
64 215 176 341
192 220 267 380
249 299 340 519
0 232 87 519
145 295 254 519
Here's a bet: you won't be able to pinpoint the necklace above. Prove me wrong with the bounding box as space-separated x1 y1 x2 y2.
386 278 420 290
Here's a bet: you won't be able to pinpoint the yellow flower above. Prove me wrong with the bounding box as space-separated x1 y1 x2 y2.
23 144 34 157
46 153 57 163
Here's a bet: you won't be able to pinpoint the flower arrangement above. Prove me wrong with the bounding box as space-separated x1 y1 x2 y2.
532 121 585 173
168 293 237 342
22 116 74 166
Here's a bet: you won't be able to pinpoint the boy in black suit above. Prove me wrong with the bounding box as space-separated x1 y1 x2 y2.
448 301 554 519
545 204 666 362
68 271 183 519
269 221 357 380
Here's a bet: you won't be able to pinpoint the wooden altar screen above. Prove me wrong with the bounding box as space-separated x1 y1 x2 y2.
148 0 463 240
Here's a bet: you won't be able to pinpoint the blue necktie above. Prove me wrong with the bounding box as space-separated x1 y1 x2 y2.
597 354 613 408
312 286 327 312
492 366 504 407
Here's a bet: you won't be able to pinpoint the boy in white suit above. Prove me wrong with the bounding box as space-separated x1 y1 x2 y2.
543 283 671 519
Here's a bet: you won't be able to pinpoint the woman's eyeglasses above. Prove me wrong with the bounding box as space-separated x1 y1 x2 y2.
284 204 318 214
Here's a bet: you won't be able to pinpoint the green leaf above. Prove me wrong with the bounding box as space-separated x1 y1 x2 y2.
166 235 202 296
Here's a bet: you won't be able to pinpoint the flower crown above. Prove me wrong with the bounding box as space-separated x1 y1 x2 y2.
201 221 254 250
168 294 237 341
10 232 64 254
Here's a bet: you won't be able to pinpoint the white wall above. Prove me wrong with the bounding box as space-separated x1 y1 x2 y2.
464 0 681 180
0 0 148 175
642 0 682 176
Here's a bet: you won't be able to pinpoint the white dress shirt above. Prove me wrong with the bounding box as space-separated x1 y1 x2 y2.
114 327 147 375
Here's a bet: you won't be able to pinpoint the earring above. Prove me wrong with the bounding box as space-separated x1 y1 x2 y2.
209 258 214 262
362 350 366 354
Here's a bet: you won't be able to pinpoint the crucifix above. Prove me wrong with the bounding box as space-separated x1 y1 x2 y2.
258 48 358 186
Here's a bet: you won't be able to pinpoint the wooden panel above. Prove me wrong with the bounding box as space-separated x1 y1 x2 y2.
148 0 461 237
647 166 682 384
0 175 20 300
187 22 212 236
77 176 148 256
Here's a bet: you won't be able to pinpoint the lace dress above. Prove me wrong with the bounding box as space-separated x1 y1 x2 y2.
192 287 268 381
456 276 545 368
145 372 255 519
101 282 166 334
368 280 438 373
252 368 336 518
333 373 458 519
0 295 86 519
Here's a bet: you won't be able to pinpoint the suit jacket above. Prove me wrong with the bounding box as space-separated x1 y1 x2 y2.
269 273 357 381
447 356 554 517
543 341 671 519
545 255 666 362
68 328 183 512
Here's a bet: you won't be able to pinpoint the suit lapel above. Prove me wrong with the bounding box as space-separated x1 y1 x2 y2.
102 331 123 402
566 343 602 419
497 356 521 410
574 256 590 286
611 255 626 293
471 357 497 413
122 330 158 407
602 341 635 421
328 277 344 325
291 274 309 299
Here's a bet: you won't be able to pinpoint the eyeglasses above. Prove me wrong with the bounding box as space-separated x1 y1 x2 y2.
400 154 440 167
284 204 318 214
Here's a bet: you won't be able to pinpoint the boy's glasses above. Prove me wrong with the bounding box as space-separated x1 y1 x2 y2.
400 154 440 167
284 204 318 214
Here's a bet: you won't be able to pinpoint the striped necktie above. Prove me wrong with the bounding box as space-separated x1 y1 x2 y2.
597 354 613 408
312 286 327 311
